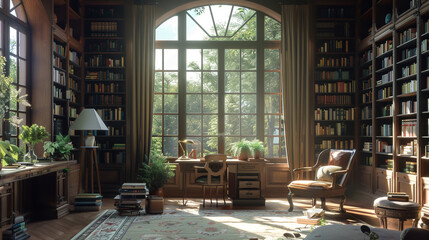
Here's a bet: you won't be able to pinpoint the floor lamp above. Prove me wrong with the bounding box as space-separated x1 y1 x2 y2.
69 109 108 194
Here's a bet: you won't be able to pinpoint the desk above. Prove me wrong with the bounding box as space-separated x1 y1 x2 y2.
175 159 266 206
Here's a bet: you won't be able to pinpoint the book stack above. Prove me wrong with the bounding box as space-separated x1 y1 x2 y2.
387 192 409 202
115 183 148 216
73 193 103 211
3 216 30 240
297 208 325 225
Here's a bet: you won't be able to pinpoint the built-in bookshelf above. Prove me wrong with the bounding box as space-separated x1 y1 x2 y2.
84 3 126 195
314 4 356 154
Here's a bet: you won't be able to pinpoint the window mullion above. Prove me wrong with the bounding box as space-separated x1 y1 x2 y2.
218 47 225 153
178 12 187 156
256 12 265 143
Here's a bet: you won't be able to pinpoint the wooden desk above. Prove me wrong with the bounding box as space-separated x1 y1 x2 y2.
175 159 266 206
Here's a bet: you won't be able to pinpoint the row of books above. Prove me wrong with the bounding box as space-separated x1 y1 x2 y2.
315 81 355 93
106 126 125 136
361 65 372 78
316 95 352 105
53 69 66 85
362 91 372 103
115 183 148 216
400 48 416 61
376 40 393 56
316 70 350 80
387 192 409 202
100 151 126 164
315 139 353 150
317 7 352 18
361 124 372 137
86 95 123 105
317 40 350 53
86 7 123 18
53 41 65 57
54 119 65 136
53 104 64 116
376 71 393 86
362 79 372 90
86 56 125 68
361 106 371 120
86 40 125 52
424 145 429 157
401 80 417 94
400 63 417 78
314 107 354 121
316 22 351 37
316 56 353 67
399 140 417 156
69 50 80 66
361 155 373 166
422 39 429 53
96 142 126 150
377 86 392 100
73 193 103 211
53 55 65 69
380 124 392 137
86 83 122 93
404 161 417 174
85 71 125 81
376 140 392 153
360 49 372 64
401 100 417 114
97 108 125 121
381 104 393 117
68 91 78 103
398 27 417 45
2 216 29 240
315 122 348 136
88 22 119 36
53 86 64 99
70 107 77 118
363 142 372 152
401 119 417 137
380 56 392 68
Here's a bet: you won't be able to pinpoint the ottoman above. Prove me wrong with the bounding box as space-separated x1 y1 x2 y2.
373 196 421 230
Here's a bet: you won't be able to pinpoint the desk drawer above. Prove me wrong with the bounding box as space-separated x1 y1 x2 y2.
239 190 260 199
239 181 259 189
238 164 259 172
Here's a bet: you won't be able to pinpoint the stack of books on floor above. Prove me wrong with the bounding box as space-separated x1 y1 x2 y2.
73 193 103 211
296 208 325 225
115 182 148 216
3 216 30 240
387 192 409 202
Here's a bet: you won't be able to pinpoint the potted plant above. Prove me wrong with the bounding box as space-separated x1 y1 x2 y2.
229 139 254 160
138 153 176 196
0 140 24 169
19 124 49 164
250 139 264 159
43 133 75 161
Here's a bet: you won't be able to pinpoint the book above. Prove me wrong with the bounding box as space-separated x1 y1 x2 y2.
296 217 321 225
122 183 146 189
74 201 103 206
387 192 409 202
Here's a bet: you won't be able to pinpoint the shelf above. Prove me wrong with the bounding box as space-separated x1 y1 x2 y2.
84 18 124 21
84 37 124 40
85 79 125 82
315 52 354 55
396 74 417 82
53 66 66 72
421 69 429 75
53 97 67 103
360 60 372 68
85 66 125 69
376 136 393 138
361 118 372 121
69 61 81 68
361 136 372 138
376 152 393 156
315 120 354 122
53 82 66 88
53 114 66 119
375 65 392 74
396 55 417 66
375 49 393 59
397 155 417 159
422 31 429 39
376 97 393 102
69 73 81 80
88 92 126 95
85 105 125 108
396 92 417 98
315 135 354 139
315 92 354 95
396 38 417 50
359 74 372 81
396 112 417 118
85 52 126 55
376 115 393 120
397 136 417 139
375 81 393 88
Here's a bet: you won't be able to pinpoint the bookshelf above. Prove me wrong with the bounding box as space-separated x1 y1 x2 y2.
84 2 126 195
314 3 356 156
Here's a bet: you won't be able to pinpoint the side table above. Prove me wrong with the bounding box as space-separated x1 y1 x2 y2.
373 196 421 230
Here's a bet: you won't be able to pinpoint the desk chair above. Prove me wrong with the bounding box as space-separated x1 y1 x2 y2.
194 154 227 207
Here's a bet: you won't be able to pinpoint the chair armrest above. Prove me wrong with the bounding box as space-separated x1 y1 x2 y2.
293 167 314 173
329 170 348 189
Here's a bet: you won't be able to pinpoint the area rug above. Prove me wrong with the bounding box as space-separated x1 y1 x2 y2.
72 207 356 240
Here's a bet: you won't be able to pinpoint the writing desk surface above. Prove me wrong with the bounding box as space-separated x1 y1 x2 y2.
175 159 266 164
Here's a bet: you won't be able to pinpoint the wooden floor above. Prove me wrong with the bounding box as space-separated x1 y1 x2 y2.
24 196 391 240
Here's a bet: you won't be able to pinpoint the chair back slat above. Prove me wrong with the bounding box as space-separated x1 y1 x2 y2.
204 154 227 184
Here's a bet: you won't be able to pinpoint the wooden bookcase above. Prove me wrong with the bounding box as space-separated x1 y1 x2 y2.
313 3 357 158
356 0 429 211
83 2 126 195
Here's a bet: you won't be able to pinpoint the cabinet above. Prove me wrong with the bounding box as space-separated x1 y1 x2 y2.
313 3 357 157
228 162 265 206
83 2 126 195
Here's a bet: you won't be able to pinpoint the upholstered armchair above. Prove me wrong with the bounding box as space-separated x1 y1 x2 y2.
287 149 357 212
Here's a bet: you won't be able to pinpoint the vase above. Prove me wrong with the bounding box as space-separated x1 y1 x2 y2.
24 144 38 164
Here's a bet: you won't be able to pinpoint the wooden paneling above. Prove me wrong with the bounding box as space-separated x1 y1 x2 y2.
396 172 417 201
423 177 429 208
358 165 373 193
375 168 393 194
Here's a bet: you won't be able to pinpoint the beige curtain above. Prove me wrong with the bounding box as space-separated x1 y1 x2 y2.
281 4 312 179
126 3 156 181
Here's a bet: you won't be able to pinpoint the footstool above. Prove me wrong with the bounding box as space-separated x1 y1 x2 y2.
373 197 421 230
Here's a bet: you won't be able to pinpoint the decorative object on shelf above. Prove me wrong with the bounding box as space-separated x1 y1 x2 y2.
19 124 49 164
43 133 75 161
229 139 253 160
177 139 196 160
69 108 108 146
385 13 391 24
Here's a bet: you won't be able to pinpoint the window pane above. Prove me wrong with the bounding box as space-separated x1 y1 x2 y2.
152 115 162 135
265 115 280 135
265 49 280 70
18 87 27 111
153 95 162 113
225 94 240 113
241 94 256 113
164 94 178 113
264 16 281 41
203 72 218 93
241 115 256 136
241 49 256 70
225 49 240 70
9 112 16 135
155 49 162 70
186 72 201 93
225 137 240 154
164 72 178 93
154 72 162 93
9 55 17 83
9 26 16 54
203 49 217 70
186 115 201 135
225 115 239 135
241 72 256 93
9 90 17 110
164 137 178 157
203 94 217 113
19 32 26 58
156 16 178 41
265 137 280 157
186 94 201 113
264 72 280 93
203 115 217 135
164 115 178 135
225 72 239 93
19 59 26 85
203 137 217 155
265 95 280 113
186 14 208 41
187 49 201 70
164 49 178 70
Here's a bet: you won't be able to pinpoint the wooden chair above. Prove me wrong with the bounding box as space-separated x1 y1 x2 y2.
194 154 227 207
287 149 357 212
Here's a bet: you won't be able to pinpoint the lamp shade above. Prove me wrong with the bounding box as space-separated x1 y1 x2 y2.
69 109 108 131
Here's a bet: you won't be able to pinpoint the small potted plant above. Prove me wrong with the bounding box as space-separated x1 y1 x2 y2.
43 133 75 161
19 124 49 164
250 139 264 160
229 139 254 160
0 140 24 169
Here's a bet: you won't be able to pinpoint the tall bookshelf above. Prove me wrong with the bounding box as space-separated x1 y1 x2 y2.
313 3 357 158
356 0 429 216
52 0 84 152
84 2 126 195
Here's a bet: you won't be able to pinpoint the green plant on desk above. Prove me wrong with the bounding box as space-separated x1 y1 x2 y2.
19 124 49 164
0 140 24 166
44 133 74 160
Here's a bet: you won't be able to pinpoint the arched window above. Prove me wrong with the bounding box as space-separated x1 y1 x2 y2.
0 0 29 146
154 5 284 160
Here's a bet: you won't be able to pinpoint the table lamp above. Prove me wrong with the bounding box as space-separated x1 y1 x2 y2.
178 139 195 160
69 108 108 146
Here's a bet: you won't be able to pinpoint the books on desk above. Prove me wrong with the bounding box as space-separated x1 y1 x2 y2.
73 193 103 211
3 216 30 240
387 192 409 202
115 183 148 216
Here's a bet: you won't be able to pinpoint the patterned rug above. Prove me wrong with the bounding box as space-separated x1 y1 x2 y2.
71 208 355 240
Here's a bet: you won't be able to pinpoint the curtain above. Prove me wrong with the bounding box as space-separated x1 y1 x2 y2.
281 4 312 179
126 2 156 181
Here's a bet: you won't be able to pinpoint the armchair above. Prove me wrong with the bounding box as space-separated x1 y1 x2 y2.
287 149 357 212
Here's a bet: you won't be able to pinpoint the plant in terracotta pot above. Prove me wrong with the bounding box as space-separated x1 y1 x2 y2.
250 139 264 159
19 124 49 164
43 133 75 161
229 139 254 160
